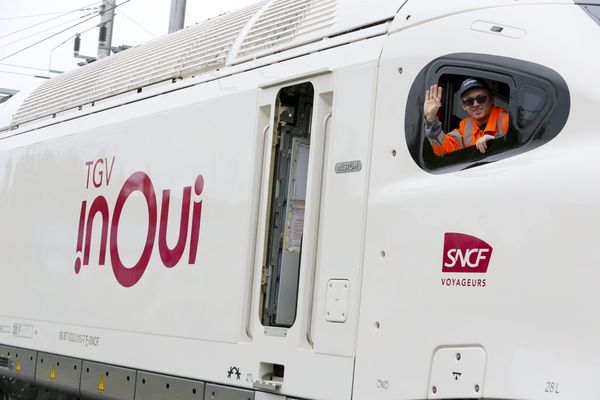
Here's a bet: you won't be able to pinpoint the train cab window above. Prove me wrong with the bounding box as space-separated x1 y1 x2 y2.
405 53 570 173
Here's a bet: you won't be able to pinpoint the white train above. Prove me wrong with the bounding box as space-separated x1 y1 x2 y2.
0 0 598 399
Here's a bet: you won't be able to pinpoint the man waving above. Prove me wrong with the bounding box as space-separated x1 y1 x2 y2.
424 78 509 156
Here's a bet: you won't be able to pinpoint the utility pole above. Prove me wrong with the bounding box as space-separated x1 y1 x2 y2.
72 0 131 64
97 0 116 59
168 0 187 33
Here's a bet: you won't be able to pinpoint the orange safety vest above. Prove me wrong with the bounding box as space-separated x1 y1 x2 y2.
430 105 509 156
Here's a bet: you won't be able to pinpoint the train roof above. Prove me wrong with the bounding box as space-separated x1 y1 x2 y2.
8 0 575 130
9 0 405 128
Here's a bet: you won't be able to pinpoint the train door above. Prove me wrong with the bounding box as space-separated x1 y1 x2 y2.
245 72 334 389
261 82 314 328
242 59 380 399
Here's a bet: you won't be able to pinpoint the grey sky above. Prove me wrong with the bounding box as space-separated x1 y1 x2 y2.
0 0 258 92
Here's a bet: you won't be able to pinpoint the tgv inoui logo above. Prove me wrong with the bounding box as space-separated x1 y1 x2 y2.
74 157 204 287
442 233 492 273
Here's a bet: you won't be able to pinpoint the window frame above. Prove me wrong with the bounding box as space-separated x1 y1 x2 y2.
405 53 570 173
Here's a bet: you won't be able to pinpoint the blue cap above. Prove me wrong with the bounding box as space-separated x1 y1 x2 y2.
458 78 489 97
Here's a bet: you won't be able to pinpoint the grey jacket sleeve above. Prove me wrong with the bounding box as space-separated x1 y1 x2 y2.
424 117 445 145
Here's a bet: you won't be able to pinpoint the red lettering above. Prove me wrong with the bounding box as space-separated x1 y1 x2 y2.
188 175 204 264
83 196 109 266
92 159 104 188
85 161 94 189
158 187 191 268
104 157 115 186
74 201 87 274
76 168 204 287
110 172 157 288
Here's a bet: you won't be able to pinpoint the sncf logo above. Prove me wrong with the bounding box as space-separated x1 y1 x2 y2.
442 233 492 273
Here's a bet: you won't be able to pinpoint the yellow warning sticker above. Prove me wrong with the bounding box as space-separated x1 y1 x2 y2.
15 360 22 373
97 375 105 392
49 367 56 381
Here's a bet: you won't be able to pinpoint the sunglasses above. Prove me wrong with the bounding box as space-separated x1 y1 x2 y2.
462 95 488 107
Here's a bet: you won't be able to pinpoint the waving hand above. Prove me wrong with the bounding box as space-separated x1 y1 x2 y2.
424 84 442 122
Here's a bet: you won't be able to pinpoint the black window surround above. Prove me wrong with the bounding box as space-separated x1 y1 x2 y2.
404 53 570 173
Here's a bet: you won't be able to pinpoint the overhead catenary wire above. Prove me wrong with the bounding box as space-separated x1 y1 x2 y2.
0 70 51 79
0 5 100 22
0 11 101 50
0 1 102 40
0 11 80 21
0 62 62 73
117 10 157 38
0 0 132 63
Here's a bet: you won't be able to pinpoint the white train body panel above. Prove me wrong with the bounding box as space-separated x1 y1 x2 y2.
356 3 600 399
0 1 598 399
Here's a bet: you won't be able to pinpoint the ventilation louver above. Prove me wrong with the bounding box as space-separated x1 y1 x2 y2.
11 2 265 127
10 0 347 128
236 0 336 61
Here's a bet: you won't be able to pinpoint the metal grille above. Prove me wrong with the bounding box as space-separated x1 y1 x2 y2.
11 2 265 127
11 0 344 128
236 0 336 60
0 356 9 369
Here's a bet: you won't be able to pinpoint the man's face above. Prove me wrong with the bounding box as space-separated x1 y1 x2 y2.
461 88 492 124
